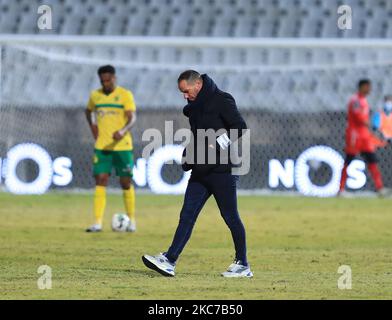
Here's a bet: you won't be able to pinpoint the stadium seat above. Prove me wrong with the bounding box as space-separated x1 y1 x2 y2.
299 18 322 38
150 16 171 36
124 13 148 36
255 18 278 37
103 16 126 35
168 15 190 36
202 48 224 65
61 15 85 34
1 0 392 38
0 10 18 33
290 49 312 65
190 17 213 37
158 47 180 64
82 16 106 35
17 14 38 34
245 48 268 65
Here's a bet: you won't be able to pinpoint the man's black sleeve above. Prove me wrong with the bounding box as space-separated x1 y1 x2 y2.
219 93 247 140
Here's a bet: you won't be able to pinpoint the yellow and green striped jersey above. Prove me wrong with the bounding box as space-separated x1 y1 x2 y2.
87 86 136 151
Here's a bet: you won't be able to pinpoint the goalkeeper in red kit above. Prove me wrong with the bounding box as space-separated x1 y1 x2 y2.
338 79 388 196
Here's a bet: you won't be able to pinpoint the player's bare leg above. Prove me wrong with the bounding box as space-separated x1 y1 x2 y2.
120 177 136 232
86 174 109 232
361 152 389 197
338 154 354 197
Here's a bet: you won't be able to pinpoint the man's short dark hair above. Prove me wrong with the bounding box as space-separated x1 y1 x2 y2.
358 79 371 89
178 70 201 83
98 65 116 76
384 95 392 101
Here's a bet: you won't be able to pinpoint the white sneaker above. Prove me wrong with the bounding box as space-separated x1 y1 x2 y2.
336 190 353 198
86 224 102 233
142 253 176 277
222 260 253 278
126 220 136 232
377 188 392 198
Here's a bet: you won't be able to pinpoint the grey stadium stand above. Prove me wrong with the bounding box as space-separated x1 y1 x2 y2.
1 0 392 112
0 0 390 38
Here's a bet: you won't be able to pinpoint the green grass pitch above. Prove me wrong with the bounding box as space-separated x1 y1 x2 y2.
1 192 392 300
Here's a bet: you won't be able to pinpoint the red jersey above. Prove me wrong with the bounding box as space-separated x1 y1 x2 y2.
347 92 370 136
345 92 385 154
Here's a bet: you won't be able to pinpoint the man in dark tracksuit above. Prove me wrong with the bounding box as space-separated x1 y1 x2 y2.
142 70 253 278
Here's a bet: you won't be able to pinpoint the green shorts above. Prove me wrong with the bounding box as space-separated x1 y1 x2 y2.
93 149 134 177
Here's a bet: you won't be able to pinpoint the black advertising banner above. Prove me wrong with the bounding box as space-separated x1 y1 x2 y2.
1 107 391 196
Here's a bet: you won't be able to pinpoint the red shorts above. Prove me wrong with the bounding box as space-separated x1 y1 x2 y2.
345 129 376 155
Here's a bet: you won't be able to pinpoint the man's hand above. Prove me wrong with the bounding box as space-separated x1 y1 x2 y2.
113 130 124 141
91 125 98 140
86 109 98 140
217 133 232 150
112 111 135 141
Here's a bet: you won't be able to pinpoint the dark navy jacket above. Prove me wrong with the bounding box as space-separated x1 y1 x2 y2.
182 74 247 176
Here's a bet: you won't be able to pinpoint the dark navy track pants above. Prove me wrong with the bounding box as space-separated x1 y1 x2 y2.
165 172 248 266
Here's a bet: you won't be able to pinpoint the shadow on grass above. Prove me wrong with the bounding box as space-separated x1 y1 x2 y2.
127 268 167 278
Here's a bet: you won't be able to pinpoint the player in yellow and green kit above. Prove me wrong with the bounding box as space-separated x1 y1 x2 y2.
85 65 137 233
